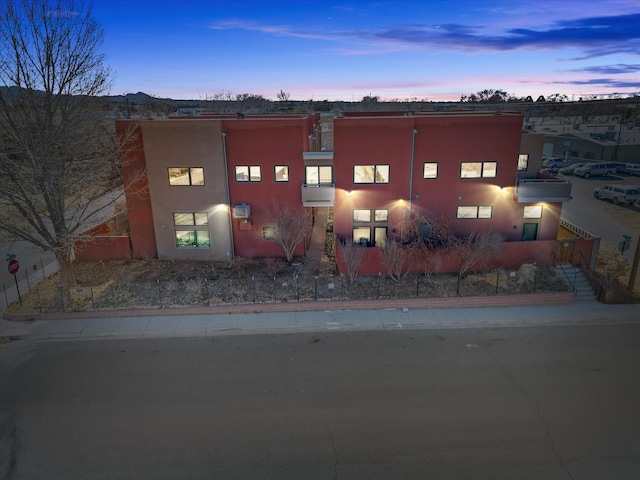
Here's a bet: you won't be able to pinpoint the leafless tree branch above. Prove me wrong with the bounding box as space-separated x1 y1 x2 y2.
0 0 116 300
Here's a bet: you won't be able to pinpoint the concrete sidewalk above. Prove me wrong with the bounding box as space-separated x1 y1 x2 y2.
1 299 638 342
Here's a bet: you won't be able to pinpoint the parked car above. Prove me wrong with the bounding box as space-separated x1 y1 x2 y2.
616 163 640 176
542 157 572 168
558 162 587 175
574 162 618 178
593 185 640 205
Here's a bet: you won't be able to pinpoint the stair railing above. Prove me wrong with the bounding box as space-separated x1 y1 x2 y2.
552 251 576 293
577 250 590 272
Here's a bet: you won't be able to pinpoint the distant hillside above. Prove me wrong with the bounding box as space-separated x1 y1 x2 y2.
2 86 639 120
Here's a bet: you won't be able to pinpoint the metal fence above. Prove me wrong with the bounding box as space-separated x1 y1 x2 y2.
11 267 568 314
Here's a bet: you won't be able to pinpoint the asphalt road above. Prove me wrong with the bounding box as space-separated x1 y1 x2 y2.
1 323 639 480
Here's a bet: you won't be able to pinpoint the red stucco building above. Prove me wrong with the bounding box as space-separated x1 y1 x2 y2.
113 111 575 275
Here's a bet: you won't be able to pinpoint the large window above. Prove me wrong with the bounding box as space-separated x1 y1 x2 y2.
352 208 388 246
174 212 209 248
460 162 497 178
354 165 390 184
274 165 289 182
305 165 332 185
423 162 438 179
235 165 261 182
456 205 493 219
168 167 204 185
175 231 210 248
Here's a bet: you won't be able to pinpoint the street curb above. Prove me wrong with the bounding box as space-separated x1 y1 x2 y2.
2 291 575 322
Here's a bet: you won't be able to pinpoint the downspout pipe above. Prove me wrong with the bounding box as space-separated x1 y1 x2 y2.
222 132 235 259
401 127 418 244
409 127 418 210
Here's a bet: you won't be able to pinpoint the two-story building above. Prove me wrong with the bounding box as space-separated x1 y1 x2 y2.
116 113 321 262
330 112 572 274
114 111 574 275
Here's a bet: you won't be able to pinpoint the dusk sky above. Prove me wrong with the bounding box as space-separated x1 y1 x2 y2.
92 0 640 102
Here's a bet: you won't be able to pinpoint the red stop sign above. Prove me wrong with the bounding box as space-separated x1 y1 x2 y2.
8 259 19 275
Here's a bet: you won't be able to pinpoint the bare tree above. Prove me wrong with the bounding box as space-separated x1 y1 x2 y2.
460 89 514 103
380 239 408 282
396 207 458 274
267 203 310 262
338 239 366 285
456 230 504 279
0 0 119 302
276 90 290 102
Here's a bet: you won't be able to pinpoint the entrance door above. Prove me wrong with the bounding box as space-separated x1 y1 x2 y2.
522 223 538 241
558 240 574 264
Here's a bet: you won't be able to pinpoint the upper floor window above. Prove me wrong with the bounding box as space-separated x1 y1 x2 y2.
274 165 289 182
168 167 204 186
523 205 542 219
517 154 529 171
235 165 261 182
460 162 497 178
305 165 332 186
456 205 493 219
423 162 438 179
354 164 390 184
173 212 208 226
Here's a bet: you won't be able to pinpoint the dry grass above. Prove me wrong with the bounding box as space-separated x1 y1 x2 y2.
6 258 570 314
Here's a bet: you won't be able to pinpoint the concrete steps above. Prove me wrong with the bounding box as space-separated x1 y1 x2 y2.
555 264 595 300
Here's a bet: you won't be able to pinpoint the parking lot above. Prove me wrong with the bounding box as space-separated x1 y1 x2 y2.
558 169 640 267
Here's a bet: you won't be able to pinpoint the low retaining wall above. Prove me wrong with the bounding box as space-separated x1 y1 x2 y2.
3 291 574 322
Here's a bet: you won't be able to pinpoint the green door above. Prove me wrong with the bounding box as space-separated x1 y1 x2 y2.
522 223 538 241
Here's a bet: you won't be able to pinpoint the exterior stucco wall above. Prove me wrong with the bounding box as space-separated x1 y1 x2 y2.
116 121 157 259
332 113 564 274
141 120 232 261
333 113 526 239
519 132 547 178
223 117 316 258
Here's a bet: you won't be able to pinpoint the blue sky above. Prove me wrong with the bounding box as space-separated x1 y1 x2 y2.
93 0 640 101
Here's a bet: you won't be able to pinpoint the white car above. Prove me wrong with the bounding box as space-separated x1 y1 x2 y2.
542 157 572 168
616 164 640 176
574 163 618 178
593 185 640 205
558 163 586 175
